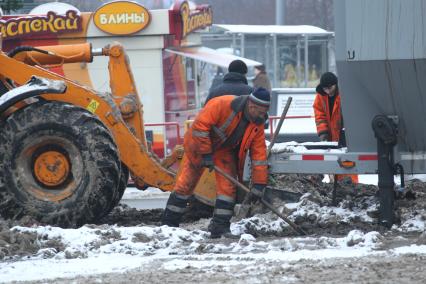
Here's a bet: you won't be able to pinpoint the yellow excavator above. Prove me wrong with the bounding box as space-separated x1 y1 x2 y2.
0 42 215 227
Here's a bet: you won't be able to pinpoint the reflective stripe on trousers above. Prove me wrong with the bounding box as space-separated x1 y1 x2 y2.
165 192 190 213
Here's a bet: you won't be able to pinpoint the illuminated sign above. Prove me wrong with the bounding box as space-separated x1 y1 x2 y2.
93 1 151 35
180 1 212 38
0 10 82 39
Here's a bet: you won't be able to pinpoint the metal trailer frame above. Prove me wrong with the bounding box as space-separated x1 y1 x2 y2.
266 147 426 177
268 149 378 175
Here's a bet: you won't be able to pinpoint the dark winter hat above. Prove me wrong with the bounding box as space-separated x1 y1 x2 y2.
228 59 248 75
316 72 338 94
254 64 266 72
319 72 338 87
249 87 270 107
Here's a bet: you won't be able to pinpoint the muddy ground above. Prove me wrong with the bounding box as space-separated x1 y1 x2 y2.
1 175 426 283
17 252 426 284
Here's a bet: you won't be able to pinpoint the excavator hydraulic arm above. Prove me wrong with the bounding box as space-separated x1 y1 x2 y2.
0 43 176 191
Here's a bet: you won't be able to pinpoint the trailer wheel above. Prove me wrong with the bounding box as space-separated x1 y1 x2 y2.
0 101 120 227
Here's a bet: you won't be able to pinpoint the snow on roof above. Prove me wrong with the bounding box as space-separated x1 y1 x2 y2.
166 46 262 67
215 24 333 36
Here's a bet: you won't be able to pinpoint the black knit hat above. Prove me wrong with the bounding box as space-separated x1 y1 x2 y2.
316 72 338 94
249 87 270 107
228 60 248 75
319 72 338 87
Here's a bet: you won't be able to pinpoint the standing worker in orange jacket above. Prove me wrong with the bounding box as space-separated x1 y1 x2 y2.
162 88 270 238
313 72 358 183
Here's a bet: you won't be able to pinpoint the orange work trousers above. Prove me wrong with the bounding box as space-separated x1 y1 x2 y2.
175 147 238 199
336 174 359 184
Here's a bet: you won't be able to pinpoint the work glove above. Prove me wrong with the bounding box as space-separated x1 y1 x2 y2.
250 184 266 202
201 153 214 172
319 133 329 142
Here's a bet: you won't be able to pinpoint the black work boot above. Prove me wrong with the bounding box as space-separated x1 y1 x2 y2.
208 219 236 239
161 192 190 227
208 195 239 239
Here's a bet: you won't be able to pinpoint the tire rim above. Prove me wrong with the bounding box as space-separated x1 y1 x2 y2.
15 135 84 202
33 150 70 187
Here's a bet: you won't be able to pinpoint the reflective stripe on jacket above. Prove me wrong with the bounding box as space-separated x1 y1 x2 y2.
313 93 343 142
185 95 268 184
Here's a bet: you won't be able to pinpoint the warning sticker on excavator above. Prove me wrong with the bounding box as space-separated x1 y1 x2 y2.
87 99 100 113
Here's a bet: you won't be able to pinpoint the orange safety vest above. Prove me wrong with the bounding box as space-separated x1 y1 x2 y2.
313 92 358 183
313 93 343 142
185 95 268 184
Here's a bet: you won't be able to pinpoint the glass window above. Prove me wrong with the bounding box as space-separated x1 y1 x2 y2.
278 40 299 88
163 53 196 111
277 37 329 88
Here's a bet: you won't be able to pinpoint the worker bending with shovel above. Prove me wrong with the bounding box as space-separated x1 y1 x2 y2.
161 88 270 238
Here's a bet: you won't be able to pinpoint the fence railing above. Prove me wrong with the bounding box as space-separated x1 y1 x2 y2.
268 115 314 139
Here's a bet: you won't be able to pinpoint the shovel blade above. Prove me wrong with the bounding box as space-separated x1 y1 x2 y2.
233 203 251 221
263 186 303 204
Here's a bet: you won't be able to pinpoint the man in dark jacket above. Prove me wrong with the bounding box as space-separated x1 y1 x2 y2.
205 60 253 105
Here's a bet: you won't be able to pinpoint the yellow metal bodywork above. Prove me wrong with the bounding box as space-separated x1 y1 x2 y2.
194 172 217 206
12 43 93 66
0 43 176 191
0 41 217 203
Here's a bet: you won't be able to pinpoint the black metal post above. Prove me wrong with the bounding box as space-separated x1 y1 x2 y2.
376 138 395 227
372 115 397 228
332 175 338 206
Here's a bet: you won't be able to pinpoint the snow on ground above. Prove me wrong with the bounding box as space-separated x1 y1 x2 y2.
1 195 426 283
0 224 423 283
2 141 426 282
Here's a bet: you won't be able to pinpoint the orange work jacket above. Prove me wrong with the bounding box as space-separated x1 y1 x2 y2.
313 93 343 142
185 95 268 184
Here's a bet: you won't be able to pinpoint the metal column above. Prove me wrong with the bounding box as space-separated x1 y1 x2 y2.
240 33 245 58
272 34 278 87
304 35 308 87
232 33 236 55
296 38 301 87
275 0 285 25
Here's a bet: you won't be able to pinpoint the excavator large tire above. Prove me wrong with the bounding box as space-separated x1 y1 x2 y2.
0 101 121 228
106 164 129 213
117 165 129 202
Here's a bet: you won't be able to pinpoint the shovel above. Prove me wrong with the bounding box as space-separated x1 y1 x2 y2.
214 165 307 235
267 96 293 159
238 97 293 218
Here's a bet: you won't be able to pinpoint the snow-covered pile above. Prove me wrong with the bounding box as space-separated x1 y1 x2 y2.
232 195 378 237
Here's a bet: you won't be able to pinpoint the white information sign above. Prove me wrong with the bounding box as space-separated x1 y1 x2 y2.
276 94 315 117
